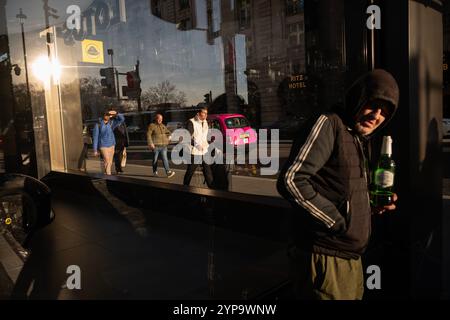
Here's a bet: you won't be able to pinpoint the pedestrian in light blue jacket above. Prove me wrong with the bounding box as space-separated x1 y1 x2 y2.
93 110 125 175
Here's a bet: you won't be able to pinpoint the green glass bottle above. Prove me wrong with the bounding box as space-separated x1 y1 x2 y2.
370 136 395 207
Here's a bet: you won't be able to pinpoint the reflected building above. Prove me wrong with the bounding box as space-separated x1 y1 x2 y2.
149 0 308 127
215 0 307 127
444 0 450 118
146 0 360 128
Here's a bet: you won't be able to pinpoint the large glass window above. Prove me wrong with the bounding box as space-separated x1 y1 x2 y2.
1 0 369 196
238 0 251 30
287 22 304 47
286 0 304 16
179 0 190 10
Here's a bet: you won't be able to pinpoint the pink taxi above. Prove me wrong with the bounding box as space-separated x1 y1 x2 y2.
208 114 257 146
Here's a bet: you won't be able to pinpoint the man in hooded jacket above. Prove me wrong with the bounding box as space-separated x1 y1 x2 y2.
277 69 400 300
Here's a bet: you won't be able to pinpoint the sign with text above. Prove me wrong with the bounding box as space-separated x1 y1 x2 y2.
289 74 307 89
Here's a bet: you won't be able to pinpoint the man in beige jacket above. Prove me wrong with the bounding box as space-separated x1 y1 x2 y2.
147 114 175 178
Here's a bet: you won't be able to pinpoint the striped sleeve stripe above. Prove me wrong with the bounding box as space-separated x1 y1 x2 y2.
284 115 335 228
285 115 335 227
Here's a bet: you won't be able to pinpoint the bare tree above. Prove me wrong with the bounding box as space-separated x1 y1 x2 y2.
142 80 187 108
79 77 138 118
79 77 115 118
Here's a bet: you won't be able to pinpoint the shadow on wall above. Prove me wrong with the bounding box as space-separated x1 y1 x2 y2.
409 118 443 296
363 50 443 298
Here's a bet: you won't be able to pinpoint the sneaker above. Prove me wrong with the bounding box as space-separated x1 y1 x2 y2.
167 171 175 178
153 171 158 176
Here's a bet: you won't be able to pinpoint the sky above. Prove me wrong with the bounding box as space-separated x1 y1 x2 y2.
3 0 248 106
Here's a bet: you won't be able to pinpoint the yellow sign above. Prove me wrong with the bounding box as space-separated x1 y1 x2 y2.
82 39 104 64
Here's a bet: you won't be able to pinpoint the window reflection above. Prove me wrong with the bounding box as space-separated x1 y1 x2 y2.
2 0 368 194
286 0 305 16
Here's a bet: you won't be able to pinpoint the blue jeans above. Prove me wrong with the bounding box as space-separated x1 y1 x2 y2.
153 146 170 174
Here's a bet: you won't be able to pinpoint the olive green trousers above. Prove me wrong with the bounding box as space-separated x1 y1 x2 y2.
289 249 364 300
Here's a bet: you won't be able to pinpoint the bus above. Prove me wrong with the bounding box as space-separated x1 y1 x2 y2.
124 108 202 145
85 107 202 146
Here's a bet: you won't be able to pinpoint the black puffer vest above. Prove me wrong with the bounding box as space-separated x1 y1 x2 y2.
293 113 372 259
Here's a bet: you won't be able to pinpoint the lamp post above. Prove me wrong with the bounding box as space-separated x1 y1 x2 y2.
16 8 31 112
16 8 39 176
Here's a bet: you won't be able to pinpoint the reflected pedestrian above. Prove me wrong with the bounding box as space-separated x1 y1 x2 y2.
114 121 129 174
93 110 125 175
183 108 213 187
147 114 175 178
78 125 92 171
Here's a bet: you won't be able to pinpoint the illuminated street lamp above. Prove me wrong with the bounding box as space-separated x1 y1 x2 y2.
32 55 61 87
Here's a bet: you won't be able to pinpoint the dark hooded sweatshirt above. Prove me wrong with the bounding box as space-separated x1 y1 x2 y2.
277 69 399 259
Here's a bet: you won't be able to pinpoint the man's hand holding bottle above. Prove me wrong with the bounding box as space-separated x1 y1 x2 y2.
372 193 398 215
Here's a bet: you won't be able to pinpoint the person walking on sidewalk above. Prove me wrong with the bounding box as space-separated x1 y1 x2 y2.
114 121 129 174
277 69 400 300
93 110 125 175
183 108 213 187
78 124 92 171
147 114 175 178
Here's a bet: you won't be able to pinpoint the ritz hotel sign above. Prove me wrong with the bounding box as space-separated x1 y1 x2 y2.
59 0 126 45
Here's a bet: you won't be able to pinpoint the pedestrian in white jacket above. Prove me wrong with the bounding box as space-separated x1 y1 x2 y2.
183 108 213 187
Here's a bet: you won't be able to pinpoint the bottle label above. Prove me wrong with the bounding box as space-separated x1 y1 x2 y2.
375 171 394 188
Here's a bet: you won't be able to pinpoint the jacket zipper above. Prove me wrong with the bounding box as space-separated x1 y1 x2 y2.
355 135 372 243
355 135 370 189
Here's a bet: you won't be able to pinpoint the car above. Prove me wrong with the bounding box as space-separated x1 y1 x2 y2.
166 121 185 144
0 174 54 246
167 121 184 132
126 125 141 133
208 114 257 146
443 118 450 138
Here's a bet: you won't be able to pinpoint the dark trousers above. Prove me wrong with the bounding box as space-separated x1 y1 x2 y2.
114 145 125 172
77 144 89 170
183 156 214 188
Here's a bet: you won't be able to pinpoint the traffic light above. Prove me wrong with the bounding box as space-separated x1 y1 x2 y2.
100 67 116 97
123 71 141 99
204 93 211 104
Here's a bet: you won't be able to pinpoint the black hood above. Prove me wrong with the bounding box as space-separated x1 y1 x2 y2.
337 69 399 137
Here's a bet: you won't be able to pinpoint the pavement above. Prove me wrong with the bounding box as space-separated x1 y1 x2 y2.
0 180 289 299
87 158 450 200
86 159 281 198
